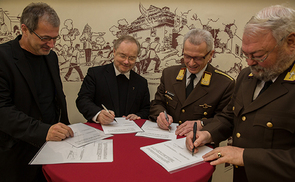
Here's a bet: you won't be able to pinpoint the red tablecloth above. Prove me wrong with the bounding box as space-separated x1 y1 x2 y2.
43 119 214 182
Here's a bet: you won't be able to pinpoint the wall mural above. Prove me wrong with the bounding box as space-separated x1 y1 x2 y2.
0 3 246 86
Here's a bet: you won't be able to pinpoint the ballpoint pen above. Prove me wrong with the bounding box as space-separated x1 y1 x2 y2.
164 110 171 131
192 122 197 156
101 104 117 122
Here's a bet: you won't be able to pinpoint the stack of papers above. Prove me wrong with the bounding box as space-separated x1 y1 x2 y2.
141 138 213 172
136 120 178 140
101 117 142 134
30 123 113 165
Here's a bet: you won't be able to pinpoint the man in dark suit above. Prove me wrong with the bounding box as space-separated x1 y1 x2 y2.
187 5 295 182
149 29 235 136
0 3 73 182
76 35 150 124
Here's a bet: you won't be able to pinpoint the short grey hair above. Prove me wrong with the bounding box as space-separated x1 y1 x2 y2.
20 2 60 32
244 5 295 44
183 29 214 52
113 35 141 55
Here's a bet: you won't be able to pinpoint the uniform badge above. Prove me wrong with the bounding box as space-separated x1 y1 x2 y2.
165 91 175 97
199 103 212 109
200 71 212 86
176 67 186 80
284 64 295 81
248 73 253 77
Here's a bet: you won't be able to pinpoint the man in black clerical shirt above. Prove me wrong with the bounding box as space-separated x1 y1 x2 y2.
76 35 150 124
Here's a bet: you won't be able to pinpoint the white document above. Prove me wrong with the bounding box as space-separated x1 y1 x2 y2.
101 117 143 134
135 120 178 140
29 139 113 165
140 138 213 172
65 123 113 147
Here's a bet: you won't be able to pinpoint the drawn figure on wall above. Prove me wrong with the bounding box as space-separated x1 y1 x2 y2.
134 37 151 74
64 44 84 81
60 19 80 48
142 36 161 74
80 24 93 66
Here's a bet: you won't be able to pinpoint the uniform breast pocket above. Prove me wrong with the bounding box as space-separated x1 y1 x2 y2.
165 98 177 110
253 111 295 148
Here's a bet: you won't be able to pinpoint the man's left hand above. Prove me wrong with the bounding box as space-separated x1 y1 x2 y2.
124 114 141 120
175 120 203 136
203 146 244 166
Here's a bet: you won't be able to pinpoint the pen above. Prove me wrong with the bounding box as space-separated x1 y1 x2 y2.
101 104 117 122
164 110 171 131
192 122 197 156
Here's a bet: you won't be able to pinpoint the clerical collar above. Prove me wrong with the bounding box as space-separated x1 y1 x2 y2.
113 64 130 79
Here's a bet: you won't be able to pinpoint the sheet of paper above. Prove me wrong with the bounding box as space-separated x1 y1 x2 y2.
65 123 113 147
101 117 143 134
29 139 113 165
135 120 178 140
140 138 212 172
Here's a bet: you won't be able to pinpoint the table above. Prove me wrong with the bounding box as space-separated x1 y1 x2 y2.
43 119 215 182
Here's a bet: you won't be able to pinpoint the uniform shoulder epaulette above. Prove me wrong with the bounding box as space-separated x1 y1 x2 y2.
214 70 234 81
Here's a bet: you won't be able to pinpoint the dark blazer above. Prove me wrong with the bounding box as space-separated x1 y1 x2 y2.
149 64 235 125
76 63 150 121
203 63 295 182
0 35 69 181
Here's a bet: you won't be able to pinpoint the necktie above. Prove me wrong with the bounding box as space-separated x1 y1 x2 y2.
117 74 129 116
258 80 272 96
186 74 196 98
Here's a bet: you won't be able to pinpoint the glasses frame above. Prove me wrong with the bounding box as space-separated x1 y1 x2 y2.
242 36 286 63
183 50 212 62
29 27 60 42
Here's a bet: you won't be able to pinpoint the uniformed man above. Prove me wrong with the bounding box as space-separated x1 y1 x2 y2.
149 28 235 136
186 5 295 182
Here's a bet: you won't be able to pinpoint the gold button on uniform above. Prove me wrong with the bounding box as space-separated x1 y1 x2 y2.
236 133 241 138
203 112 208 116
166 102 168 105
182 109 185 113
242 116 246 121
233 106 235 111
266 122 273 128
179 121 182 124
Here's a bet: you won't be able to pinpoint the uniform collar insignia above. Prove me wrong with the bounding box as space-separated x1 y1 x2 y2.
201 71 212 86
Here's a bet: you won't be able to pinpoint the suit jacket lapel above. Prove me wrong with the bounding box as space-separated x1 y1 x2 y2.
105 64 120 115
172 76 186 106
183 84 207 107
12 37 41 110
243 71 289 114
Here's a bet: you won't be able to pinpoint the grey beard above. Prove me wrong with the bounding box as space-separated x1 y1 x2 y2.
250 49 295 81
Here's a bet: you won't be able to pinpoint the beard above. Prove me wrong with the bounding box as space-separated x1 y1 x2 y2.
250 48 295 81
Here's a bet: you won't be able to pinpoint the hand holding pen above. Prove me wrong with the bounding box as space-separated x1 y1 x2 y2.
164 110 171 132
101 104 117 122
192 122 197 156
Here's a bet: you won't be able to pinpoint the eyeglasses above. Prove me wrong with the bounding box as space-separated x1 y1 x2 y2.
117 53 137 62
30 28 60 42
242 36 286 62
183 50 211 62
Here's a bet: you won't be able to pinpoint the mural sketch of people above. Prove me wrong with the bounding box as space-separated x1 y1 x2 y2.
134 37 151 74
142 36 161 74
60 19 80 47
64 44 84 81
80 24 93 66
